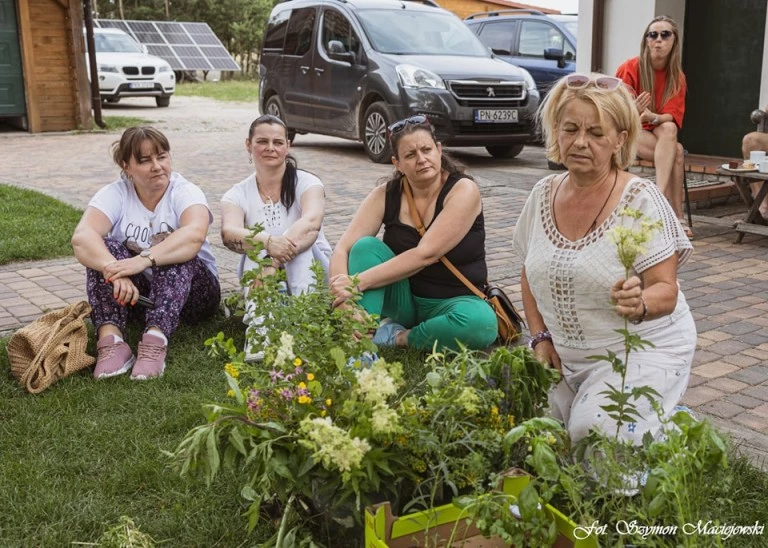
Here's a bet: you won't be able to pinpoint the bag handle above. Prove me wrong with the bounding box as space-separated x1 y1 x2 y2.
401 178 486 301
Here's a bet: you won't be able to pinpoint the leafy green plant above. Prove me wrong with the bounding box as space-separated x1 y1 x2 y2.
166 235 558 545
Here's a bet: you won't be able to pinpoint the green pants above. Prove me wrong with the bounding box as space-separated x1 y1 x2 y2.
349 236 497 351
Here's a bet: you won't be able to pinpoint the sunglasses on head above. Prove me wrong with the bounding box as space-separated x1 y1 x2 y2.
646 30 674 40
564 73 622 91
387 115 430 137
253 114 286 127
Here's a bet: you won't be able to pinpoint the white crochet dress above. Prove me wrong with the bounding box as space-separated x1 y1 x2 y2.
513 175 696 444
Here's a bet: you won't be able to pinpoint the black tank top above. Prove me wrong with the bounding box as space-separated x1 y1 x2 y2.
382 173 487 298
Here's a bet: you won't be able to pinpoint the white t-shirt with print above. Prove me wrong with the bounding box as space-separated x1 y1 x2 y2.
88 172 218 277
221 169 332 284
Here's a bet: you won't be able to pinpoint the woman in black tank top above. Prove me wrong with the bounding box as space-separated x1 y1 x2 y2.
328 116 497 351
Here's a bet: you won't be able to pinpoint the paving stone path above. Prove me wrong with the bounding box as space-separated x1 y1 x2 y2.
1 96 766 467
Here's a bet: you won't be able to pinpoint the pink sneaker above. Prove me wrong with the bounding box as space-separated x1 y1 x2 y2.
94 335 135 379
131 332 167 380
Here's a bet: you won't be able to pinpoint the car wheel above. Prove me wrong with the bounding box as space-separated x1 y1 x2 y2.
363 102 393 163
485 144 524 159
105 97 120 104
156 96 171 108
265 96 297 143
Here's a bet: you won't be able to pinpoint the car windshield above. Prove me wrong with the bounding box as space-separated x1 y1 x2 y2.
94 33 143 54
357 10 489 56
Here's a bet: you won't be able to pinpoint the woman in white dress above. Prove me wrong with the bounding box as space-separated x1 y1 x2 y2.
513 73 695 445
221 115 332 358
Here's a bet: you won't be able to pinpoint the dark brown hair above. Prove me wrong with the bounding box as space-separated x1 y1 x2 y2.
386 122 471 184
111 126 170 169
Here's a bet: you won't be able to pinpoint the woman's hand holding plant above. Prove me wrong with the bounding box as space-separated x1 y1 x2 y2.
533 340 562 372
611 275 645 321
329 273 357 308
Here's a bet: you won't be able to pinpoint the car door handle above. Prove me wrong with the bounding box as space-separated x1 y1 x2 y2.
300 65 310 74
314 68 324 75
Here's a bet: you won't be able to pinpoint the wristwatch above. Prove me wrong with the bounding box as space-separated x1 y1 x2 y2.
140 249 156 267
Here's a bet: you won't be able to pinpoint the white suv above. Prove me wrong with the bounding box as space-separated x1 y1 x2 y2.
89 28 175 107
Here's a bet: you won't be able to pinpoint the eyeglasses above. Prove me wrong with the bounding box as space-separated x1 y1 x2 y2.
645 30 674 41
387 115 430 137
564 73 622 91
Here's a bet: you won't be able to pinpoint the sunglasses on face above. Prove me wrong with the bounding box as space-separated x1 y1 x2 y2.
387 115 430 137
564 73 622 91
646 30 674 40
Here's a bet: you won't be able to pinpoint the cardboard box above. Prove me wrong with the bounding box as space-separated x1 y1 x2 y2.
364 469 598 548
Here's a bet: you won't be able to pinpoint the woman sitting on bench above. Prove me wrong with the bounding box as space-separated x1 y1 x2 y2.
616 15 691 239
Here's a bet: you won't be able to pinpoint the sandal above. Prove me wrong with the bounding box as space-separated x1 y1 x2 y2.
679 217 694 240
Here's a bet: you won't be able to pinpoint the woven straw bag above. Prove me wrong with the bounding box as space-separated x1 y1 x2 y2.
6 301 95 393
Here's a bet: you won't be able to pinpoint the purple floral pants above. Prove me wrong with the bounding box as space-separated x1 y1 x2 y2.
86 238 220 337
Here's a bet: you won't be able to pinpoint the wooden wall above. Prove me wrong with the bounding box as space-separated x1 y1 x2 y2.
442 0 559 21
16 0 91 132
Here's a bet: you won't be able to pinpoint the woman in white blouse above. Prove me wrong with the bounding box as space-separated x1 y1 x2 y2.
220 115 331 359
513 74 695 445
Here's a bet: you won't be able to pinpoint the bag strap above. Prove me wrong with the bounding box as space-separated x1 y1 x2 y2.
401 178 486 301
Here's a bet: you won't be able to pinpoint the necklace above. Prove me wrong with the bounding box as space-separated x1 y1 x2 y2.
552 169 618 239
256 179 280 204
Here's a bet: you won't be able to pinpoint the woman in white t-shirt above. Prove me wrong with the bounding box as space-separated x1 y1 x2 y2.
513 74 695 446
71 127 220 381
221 115 331 358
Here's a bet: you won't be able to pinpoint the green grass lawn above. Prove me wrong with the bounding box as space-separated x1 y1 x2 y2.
0 185 82 265
103 115 155 131
174 80 258 102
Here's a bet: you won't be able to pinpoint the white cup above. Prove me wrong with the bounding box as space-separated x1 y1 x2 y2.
750 150 766 164
760 160 768 173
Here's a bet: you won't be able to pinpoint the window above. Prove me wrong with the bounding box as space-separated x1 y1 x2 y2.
263 10 291 52
283 8 316 56
478 22 514 55
320 9 361 58
519 21 564 58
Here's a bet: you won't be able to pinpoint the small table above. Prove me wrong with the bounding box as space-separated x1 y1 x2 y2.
717 168 768 243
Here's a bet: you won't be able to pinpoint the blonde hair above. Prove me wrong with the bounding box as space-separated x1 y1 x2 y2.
111 126 170 168
639 15 684 112
538 74 640 170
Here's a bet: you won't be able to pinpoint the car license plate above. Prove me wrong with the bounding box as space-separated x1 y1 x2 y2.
129 82 154 89
474 109 518 123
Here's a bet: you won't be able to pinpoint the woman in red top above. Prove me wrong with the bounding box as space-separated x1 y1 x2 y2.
616 16 690 238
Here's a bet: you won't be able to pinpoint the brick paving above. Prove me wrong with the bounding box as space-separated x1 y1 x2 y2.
1 96 766 467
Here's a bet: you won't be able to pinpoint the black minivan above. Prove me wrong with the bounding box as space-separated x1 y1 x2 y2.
259 0 540 163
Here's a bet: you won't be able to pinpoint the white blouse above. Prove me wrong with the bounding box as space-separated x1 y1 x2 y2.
513 175 693 350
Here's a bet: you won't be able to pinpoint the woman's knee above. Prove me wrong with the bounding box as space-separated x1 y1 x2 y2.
349 236 394 273
447 300 497 348
655 121 678 140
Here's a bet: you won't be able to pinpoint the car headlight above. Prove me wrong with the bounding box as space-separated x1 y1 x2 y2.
519 68 537 92
396 64 446 90
158 65 172 73
99 64 119 73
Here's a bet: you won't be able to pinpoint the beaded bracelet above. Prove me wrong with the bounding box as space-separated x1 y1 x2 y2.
529 330 552 350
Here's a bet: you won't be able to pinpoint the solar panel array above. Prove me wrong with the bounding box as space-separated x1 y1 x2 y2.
94 19 240 71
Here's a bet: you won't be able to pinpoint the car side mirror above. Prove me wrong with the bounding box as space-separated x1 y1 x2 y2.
544 47 565 68
327 40 355 63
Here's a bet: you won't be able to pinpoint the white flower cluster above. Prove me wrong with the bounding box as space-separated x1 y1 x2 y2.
354 360 402 405
300 417 371 479
371 403 400 435
274 332 295 368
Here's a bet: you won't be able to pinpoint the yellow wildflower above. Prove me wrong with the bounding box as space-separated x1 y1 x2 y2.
491 406 499 416
307 373 315 381
224 363 239 378
294 357 303 366
227 389 235 398
298 395 312 404
298 382 307 389
321 410 327 417
325 399 332 407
